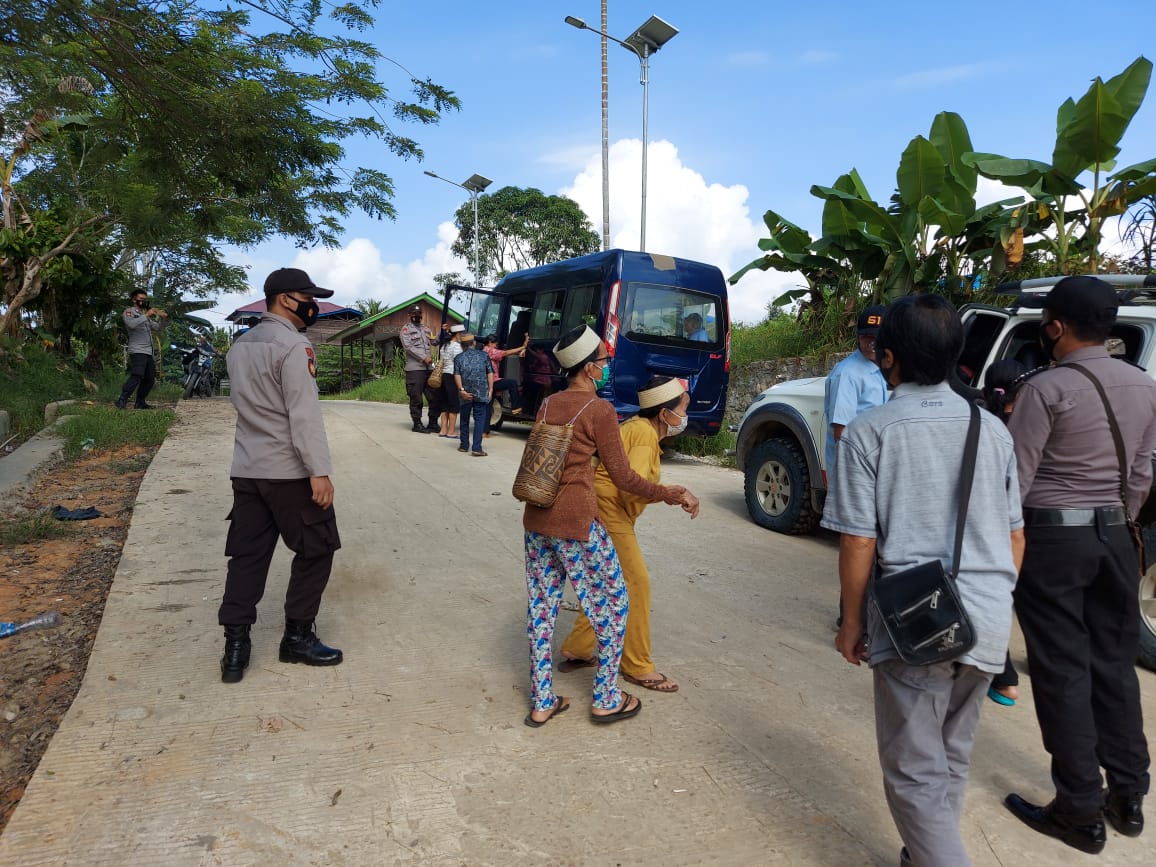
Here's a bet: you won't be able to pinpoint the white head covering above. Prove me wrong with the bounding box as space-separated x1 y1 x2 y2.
638 378 686 409
450 324 466 334
552 325 602 369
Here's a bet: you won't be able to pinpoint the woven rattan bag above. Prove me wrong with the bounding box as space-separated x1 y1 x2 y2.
427 362 443 389
512 396 597 508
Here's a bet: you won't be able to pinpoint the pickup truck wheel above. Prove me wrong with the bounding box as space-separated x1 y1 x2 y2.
744 437 819 535
1138 526 1156 671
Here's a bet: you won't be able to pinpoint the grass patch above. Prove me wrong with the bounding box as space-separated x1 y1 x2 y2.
0 510 73 546
731 304 854 366
57 405 175 458
324 370 408 403
670 429 736 467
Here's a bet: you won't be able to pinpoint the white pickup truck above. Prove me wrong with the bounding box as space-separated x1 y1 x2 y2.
733 274 1156 669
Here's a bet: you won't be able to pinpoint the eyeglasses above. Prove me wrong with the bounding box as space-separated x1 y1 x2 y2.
592 356 609 364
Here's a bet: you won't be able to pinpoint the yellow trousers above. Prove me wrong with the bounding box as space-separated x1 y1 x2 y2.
560 501 654 678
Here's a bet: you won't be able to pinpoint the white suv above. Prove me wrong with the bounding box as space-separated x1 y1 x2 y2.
733 274 1156 669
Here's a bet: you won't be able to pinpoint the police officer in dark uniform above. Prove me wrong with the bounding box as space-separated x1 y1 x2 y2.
1004 276 1156 852
218 268 343 683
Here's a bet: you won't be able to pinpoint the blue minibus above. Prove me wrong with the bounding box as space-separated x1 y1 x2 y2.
463 249 730 436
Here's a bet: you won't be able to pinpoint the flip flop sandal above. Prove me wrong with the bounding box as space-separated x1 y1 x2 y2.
471 450 488 457
556 657 596 673
524 698 571 728
987 685 1016 706
590 692 641 724
457 446 469 453
623 672 679 693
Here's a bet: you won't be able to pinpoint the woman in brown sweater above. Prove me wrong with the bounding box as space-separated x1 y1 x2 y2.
523 325 699 727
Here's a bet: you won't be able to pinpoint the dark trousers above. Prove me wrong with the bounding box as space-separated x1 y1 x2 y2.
1015 522 1150 817
119 353 156 406
219 477 341 626
459 398 488 452
404 369 436 427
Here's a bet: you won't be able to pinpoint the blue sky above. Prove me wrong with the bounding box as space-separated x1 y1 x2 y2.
212 1 1156 326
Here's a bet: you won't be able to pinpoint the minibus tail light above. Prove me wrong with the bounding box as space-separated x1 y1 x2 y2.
724 328 731 372
605 280 621 356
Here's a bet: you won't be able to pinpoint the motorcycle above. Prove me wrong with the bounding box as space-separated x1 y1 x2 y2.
175 343 217 399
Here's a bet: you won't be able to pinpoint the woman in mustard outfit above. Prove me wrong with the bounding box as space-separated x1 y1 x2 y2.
558 375 691 693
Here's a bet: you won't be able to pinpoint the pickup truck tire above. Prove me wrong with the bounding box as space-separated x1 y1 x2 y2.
744 437 819 535
1138 525 1156 671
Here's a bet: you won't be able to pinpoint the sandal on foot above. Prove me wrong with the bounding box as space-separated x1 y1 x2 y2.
556 656 596 673
524 697 571 728
471 450 488 457
987 685 1016 706
591 692 641 724
623 672 679 693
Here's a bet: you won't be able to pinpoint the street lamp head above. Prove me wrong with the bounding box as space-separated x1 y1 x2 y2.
626 15 678 55
563 15 587 30
462 174 492 194
423 170 438 179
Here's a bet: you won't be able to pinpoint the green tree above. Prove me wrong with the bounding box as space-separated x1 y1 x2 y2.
355 298 386 317
450 187 599 282
963 56 1155 274
1 0 460 334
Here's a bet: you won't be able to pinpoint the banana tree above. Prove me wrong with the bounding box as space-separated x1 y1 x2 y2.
963 56 1154 274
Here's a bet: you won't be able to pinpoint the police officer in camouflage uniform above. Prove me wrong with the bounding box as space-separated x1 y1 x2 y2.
1005 276 1156 853
218 268 343 684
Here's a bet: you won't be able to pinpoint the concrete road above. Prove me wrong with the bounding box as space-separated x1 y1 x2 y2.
2 399 1154 866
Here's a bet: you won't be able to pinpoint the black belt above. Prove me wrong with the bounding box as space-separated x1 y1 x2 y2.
1022 506 1126 527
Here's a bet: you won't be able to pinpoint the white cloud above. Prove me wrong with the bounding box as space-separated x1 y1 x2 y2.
560 138 798 324
727 50 770 67
291 226 470 308
894 63 986 89
800 50 836 65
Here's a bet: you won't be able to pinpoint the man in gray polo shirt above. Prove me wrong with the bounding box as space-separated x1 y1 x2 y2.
824 295 1024 867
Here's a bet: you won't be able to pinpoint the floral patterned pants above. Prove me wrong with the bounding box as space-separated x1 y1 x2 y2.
525 521 627 711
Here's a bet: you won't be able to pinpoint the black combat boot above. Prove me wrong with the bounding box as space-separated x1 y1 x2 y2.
279 619 343 666
411 421 426 433
220 624 251 683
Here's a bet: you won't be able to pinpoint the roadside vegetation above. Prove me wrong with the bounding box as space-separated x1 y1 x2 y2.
57 404 175 458
0 338 180 443
0 508 73 546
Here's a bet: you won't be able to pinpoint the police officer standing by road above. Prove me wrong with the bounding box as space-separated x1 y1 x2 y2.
217 267 343 684
401 304 438 433
115 288 168 409
1004 276 1156 853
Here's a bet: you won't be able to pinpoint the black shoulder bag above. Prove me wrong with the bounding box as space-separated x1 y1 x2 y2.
1063 362 1146 573
869 403 980 666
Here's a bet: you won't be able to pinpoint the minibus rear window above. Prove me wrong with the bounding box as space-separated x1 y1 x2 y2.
620 282 723 348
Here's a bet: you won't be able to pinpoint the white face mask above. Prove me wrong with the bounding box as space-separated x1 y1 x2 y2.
664 409 688 436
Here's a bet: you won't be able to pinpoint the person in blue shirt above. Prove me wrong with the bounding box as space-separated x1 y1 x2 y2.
824 305 888 498
684 312 710 342
825 305 888 628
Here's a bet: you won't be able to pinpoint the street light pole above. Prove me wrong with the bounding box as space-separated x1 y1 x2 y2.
565 14 678 253
423 170 493 288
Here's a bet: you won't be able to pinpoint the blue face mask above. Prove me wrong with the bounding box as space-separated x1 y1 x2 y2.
591 360 610 389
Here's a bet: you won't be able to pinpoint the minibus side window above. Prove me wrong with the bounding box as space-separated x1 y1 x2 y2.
529 290 566 340
562 284 600 332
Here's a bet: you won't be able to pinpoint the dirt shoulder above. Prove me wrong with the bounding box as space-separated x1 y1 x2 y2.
0 443 157 832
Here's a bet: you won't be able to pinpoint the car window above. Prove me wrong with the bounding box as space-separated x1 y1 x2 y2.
621 282 723 347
